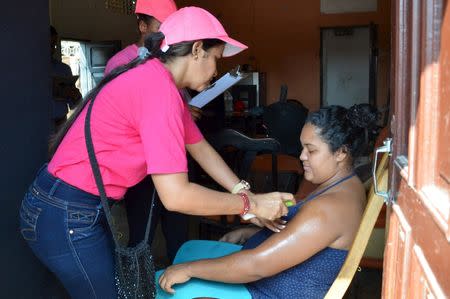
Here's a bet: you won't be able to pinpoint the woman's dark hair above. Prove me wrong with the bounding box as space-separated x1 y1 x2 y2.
306 104 379 158
49 32 225 156
136 13 156 26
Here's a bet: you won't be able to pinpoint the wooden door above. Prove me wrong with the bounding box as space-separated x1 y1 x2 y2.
382 0 449 298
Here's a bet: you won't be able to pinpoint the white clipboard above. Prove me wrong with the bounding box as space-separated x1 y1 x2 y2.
189 66 247 108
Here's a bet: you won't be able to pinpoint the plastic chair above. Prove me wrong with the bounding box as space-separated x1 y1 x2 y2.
199 129 281 239
358 126 389 269
155 240 249 299
324 153 389 298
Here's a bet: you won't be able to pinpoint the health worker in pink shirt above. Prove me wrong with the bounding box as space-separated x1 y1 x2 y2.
105 0 191 265
19 7 293 299
105 0 202 119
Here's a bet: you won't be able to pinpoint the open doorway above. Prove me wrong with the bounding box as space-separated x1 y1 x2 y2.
60 40 84 95
320 25 377 107
61 39 121 97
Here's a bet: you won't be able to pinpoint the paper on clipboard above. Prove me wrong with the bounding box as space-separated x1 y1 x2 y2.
189 66 247 108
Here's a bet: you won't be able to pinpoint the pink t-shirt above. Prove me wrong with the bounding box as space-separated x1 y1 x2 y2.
104 44 139 76
48 59 203 199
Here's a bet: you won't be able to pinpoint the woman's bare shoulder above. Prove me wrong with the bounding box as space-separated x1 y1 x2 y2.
294 178 366 229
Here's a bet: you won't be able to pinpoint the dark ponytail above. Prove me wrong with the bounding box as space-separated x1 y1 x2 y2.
49 32 165 156
136 13 156 26
306 104 379 159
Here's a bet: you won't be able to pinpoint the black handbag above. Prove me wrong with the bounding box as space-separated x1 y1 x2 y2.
84 97 156 299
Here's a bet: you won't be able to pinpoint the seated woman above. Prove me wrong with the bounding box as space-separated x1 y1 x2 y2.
158 104 379 298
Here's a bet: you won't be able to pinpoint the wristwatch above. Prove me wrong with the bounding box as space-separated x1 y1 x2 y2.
231 180 251 194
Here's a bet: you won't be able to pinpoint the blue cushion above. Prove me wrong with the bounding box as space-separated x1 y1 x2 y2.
155 240 251 299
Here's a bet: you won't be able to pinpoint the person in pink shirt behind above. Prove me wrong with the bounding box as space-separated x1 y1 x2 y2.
105 0 203 119
19 7 293 298
104 0 176 75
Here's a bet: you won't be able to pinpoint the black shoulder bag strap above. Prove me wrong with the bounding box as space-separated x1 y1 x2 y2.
84 97 155 248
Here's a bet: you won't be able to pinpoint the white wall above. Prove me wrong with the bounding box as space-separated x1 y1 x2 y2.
50 0 137 47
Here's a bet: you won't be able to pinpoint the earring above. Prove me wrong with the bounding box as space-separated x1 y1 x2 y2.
194 54 198 59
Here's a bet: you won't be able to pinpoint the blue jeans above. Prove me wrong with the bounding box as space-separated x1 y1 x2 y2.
19 166 117 299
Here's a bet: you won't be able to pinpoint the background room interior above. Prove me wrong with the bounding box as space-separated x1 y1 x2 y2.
2 0 393 298
50 0 391 111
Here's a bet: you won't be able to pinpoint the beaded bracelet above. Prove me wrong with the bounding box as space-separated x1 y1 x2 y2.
238 192 250 216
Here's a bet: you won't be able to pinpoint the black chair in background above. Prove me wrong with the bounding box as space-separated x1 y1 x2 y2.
263 85 309 157
261 85 309 194
198 129 281 240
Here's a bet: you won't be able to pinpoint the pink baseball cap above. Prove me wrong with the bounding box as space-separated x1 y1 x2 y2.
135 0 177 23
159 6 248 57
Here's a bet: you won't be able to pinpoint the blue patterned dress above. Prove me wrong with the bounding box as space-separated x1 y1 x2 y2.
243 174 356 299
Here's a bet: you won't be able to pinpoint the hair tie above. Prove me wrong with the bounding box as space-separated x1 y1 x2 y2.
138 47 150 59
161 44 170 53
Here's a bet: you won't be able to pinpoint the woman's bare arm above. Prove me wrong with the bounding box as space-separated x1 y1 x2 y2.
152 172 291 219
186 139 240 192
158 195 347 293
